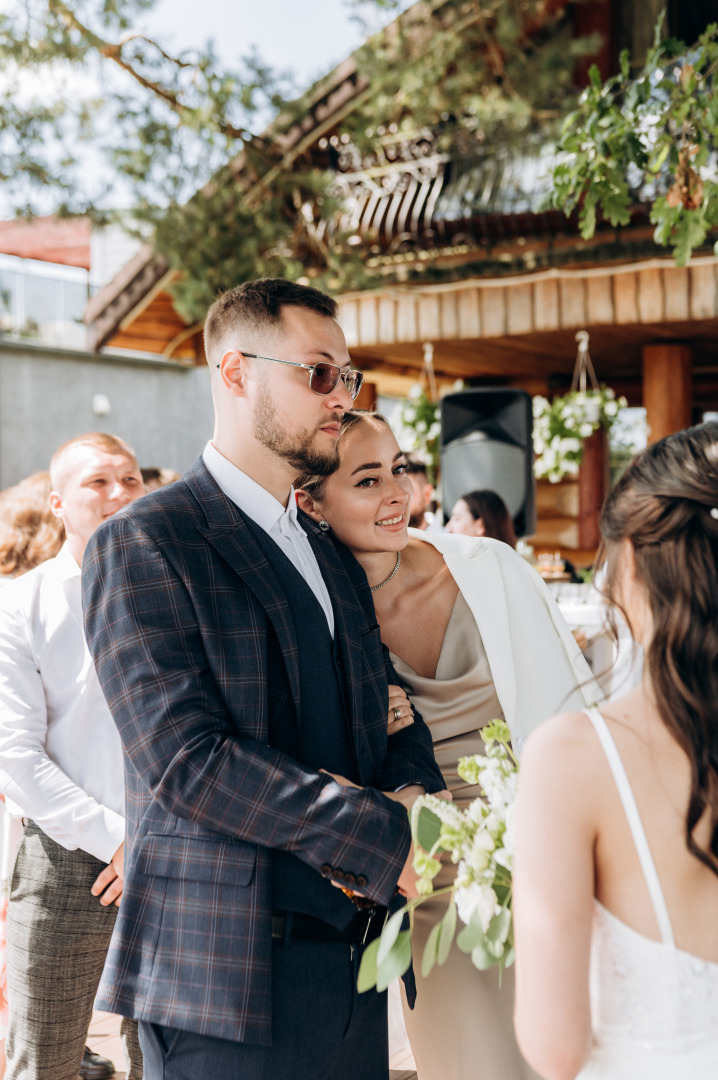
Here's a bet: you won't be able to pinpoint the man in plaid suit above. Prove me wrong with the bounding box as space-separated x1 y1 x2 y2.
82 279 445 1078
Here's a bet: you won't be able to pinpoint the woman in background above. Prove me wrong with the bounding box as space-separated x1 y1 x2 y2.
297 411 600 1080
446 489 517 547
0 472 64 581
513 422 718 1079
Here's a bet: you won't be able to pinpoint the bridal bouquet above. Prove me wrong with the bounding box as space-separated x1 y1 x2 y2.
358 720 518 993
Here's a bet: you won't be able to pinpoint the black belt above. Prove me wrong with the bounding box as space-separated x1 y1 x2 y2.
271 909 387 946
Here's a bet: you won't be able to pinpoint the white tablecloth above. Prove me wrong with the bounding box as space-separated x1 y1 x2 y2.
551 584 643 701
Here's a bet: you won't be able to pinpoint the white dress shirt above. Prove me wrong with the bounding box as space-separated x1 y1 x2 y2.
203 441 335 637
0 544 125 862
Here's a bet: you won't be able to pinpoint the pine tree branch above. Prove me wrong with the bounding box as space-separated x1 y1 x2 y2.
47 0 255 143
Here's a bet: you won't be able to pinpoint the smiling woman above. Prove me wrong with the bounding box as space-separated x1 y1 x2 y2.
296 409 598 1080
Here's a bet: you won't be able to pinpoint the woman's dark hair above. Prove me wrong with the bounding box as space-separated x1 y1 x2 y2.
459 489 517 549
599 421 718 876
296 410 392 501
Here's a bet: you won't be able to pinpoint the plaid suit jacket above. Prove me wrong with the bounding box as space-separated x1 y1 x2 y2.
82 457 443 1045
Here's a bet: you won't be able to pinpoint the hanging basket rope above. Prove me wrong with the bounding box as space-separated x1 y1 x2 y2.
570 331 600 394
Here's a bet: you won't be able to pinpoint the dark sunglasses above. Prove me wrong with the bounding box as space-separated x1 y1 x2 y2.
216 352 364 400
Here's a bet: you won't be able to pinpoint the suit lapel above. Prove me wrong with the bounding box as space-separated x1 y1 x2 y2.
185 460 301 714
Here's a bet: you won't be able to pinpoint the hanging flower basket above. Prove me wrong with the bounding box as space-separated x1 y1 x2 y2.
532 386 628 483
390 385 442 481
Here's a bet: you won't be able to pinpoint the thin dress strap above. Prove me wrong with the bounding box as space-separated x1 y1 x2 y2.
586 707 675 946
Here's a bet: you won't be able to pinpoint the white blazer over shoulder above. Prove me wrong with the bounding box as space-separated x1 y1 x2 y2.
408 529 603 750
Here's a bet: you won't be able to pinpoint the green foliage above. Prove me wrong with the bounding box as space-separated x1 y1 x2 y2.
0 0 602 313
357 909 413 992
389 389 442 483
551 18 718 264
346 0 600 154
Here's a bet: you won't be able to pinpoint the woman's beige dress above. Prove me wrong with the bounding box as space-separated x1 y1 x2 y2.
391 592 537 1080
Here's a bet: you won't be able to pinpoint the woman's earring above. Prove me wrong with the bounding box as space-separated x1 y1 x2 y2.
319 520 331 532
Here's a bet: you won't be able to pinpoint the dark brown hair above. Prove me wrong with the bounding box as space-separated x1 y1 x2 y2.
204 278 338 363
0 471 64 576
459 489 517 548
296 410 392 501
599 421 718 876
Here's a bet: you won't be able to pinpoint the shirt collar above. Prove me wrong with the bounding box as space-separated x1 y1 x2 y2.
203 441 299 534
55 541 81 580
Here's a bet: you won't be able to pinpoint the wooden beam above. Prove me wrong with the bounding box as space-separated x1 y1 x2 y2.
643 344 693 443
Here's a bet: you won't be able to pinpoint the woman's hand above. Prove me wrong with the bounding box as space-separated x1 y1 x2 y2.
387 684 414 736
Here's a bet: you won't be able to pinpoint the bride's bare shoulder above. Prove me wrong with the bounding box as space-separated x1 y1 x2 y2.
521 710 599 773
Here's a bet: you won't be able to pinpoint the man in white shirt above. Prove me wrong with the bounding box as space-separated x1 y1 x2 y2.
0 433 145 1080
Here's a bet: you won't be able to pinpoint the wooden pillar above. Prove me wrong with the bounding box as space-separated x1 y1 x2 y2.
355 379 377 412
643 345 692 444
578 427 608 549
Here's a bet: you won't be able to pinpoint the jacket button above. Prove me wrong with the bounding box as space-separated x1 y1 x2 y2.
320 864 332 878
334 869 346 882
356 874 368 887
344 872 356 886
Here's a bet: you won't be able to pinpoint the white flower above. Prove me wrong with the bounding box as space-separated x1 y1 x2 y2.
604 401 617 417
579 423 594 438
455 877 500 930
408 384 423 401
583 398 601 423
465 829 495 874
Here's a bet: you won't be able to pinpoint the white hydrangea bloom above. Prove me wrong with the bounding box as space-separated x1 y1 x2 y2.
455 877 500 930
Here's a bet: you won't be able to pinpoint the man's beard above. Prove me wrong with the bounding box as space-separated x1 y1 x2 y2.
408 510 427 528
253 381 340 478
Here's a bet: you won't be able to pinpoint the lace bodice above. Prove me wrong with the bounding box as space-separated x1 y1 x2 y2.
577 709 718 1079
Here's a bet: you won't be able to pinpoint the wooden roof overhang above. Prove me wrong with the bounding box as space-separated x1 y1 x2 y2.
338 257 718 411
81 5 718 414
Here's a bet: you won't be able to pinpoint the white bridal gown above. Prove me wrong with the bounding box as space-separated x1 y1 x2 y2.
578 709 718 1079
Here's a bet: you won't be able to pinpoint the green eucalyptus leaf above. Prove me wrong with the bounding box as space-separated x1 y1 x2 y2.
357 937 380 993
456 913 486 954
437 900 457 966
471 939 500 971
376 929 412 992
487 906 512 947
414 805 443 854
377 906 406 966
422 919 442 979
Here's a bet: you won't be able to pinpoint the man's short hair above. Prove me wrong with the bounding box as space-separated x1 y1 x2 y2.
404 455 429 480
203 278 338 364
50 433 138 491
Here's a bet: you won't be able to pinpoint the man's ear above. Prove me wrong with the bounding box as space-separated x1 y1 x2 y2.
49 491 65 520
295 489 322 522
217 349 250 394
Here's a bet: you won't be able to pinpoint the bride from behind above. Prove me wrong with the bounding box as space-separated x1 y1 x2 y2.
513 420 718 1079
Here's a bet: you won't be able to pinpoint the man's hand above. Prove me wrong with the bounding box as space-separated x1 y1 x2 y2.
91 841 124 907
397 841 420 898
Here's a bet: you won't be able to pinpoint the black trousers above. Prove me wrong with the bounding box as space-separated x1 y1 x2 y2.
138 935 388 1080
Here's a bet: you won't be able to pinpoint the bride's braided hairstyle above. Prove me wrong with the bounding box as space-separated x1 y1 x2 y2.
599 421 718 875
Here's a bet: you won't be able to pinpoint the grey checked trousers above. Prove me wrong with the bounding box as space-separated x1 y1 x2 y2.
6 821 142 1080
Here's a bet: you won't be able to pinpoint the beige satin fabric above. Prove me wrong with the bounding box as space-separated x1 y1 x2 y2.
390 592 503 805
391 592 537 1080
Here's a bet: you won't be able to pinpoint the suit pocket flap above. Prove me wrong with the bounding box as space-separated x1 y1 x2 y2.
133 833 256 886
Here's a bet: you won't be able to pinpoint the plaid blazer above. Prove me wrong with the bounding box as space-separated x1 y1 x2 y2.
82 457 443 1045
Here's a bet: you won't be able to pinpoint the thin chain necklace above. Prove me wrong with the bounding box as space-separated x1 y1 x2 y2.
370 551 402 593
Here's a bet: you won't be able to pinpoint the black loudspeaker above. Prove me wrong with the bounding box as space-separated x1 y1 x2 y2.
440 389 536 537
